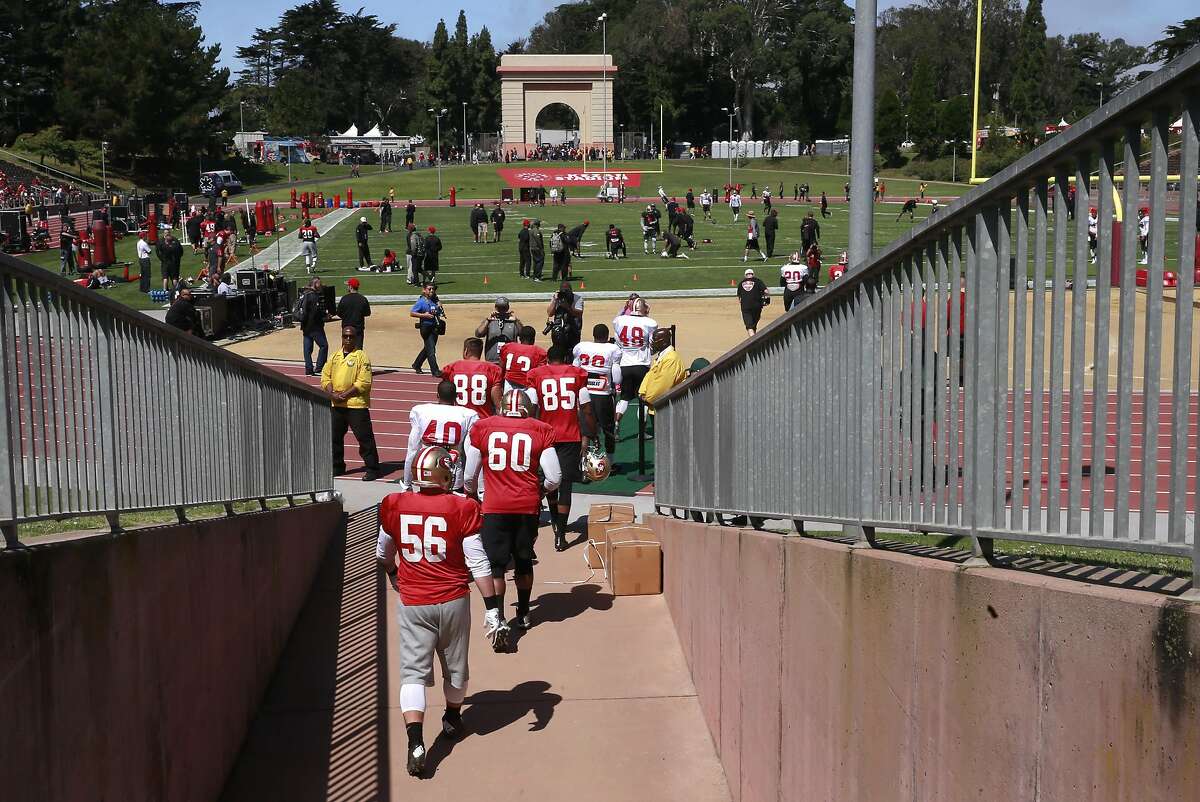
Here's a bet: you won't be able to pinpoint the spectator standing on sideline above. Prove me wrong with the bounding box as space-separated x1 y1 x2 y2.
136 233 152 293
763 208 779 258
379 198 392 233
59 220 77 274
820 191 830 218
517 219 532 278
470 203 488 244
410 283 445 376
323 325 380 481
550 223 571 281
743 211 767 262
405 199 416 228
165 287 197 334
406 223 423 285
355 216 374 269
529 219 546 281
474 297 522 363
729 189 743 222
685 188 695 213
800 211 821 253
157 232 182 292
421 226 443 284
490 202 506 242
737 268 769 336
337 277 371 344
297 276 328 375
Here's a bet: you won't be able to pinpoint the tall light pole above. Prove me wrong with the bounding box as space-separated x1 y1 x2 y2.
721 106 738 187
462 101 468 163
239 100 245 136
598 12 608 171
848 0 877 266
428 107 447 199
1096 81 1104 109
100 141 108 196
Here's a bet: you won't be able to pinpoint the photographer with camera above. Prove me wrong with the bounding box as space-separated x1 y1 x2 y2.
410 282 446 376
474 296 523 364
544 280 585 350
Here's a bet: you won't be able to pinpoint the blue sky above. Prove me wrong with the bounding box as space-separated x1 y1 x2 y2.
198 1 1185 72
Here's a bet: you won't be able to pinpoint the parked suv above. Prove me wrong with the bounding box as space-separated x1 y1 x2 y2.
199 170 244 197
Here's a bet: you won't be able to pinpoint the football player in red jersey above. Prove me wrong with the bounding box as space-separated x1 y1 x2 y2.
499 325 548 391
442 337 503 418
376 445 496 777
464 390 561 640
527 345 597 551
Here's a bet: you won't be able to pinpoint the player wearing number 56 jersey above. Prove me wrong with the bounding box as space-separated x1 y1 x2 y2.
465 390 561 642
528 346 595 552
573 324 622 457
612 297 658 423
376 445 495 777
401 379 478 491
442 337 503 418
499 326 548 391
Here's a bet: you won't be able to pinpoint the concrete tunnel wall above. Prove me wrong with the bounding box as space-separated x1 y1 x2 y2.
0 501 343 802
648 515 1200 802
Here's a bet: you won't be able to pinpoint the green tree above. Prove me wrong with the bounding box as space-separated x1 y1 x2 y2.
908 57 938 158
471 27 500 135
14 126 77 166
938 94 972 151
1150 17 1200 64
876 89 905 166
1009 0 1048 127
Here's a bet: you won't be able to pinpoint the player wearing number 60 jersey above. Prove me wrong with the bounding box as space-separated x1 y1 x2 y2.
442 337 503 418
573 324 622 457
376 445 495 777
612 297 658 423
499 325 548 391
465 390 561 643
401 379 478 491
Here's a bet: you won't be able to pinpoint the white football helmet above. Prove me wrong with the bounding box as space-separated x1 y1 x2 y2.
582 444 611 482
412 445 454 491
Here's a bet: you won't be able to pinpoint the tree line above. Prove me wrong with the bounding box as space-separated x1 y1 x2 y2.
1 0 1197 183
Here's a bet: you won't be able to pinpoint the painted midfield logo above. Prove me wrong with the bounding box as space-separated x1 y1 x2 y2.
515 171 550 182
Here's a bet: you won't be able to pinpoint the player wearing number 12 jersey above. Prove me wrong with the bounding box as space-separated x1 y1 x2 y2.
464 390 561 644
612 297 658 423
376 445 495 777
573 324 622 457
401 379 478 490
442 337 503 418
499 325 548 390
527 346 595 552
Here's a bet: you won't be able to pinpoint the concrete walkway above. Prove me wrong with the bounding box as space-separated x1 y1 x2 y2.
221 500 729 801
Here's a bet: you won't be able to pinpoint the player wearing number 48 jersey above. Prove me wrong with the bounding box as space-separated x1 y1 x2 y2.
376 445 495 777
573 324 622 457
442 337 504 418
612 297 658 425
401 379 478 491
528 346 596 552
499 325 548 391
465 390 561 643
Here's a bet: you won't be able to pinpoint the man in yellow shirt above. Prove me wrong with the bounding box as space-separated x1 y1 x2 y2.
322 325 380 481
639 329 685 414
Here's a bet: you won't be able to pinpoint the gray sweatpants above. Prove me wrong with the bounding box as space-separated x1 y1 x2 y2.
397 593 471 687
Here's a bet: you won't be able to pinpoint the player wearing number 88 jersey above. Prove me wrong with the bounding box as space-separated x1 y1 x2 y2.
376 445 495 776
465 391 561 641
442 337 503 418
401 379 479 491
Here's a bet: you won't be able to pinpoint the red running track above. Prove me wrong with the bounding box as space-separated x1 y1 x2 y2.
260 359 438 480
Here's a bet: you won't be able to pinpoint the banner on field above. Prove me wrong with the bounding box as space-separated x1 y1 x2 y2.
496 168 643 188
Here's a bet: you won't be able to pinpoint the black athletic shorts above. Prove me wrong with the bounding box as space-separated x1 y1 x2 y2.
481 512 539 577
552 441 582 510
620 364 650 401
741 308 763 330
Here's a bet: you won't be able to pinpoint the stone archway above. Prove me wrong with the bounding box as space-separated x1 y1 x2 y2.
498 54 615 156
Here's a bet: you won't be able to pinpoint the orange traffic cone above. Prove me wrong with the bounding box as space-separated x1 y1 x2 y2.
730 278 736 286
483 275 489 285
633 273 639 281
579 280 585 289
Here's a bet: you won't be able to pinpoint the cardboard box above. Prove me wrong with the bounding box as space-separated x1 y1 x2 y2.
608 543 663 596
585 503 636 569
604 524 658 572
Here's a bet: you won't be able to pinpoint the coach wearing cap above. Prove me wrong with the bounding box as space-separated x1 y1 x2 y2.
337 277 372 345
736 267 769 337
475 296 522 363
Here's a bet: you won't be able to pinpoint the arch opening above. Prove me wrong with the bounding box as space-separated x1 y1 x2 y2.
534 103 581 147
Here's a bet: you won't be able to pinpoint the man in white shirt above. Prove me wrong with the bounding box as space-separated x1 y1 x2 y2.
700 190 713 222
216 273 236 296
136 234 152 294
729 190 742 223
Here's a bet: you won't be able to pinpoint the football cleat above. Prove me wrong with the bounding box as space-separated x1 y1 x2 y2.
491 620 511 653
407 743 426 777
513 613 532 631
441 712 466 740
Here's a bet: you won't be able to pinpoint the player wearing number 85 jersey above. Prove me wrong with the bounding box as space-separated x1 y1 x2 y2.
465 390 561 642
401 379 478 491
527 345 595 552
442 337 503 418
376 445 495 777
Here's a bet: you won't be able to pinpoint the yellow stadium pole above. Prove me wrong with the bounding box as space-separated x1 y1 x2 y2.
969 0 983 184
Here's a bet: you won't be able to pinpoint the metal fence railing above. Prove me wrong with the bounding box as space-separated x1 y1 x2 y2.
0 253 333 545
654 46 1200 587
